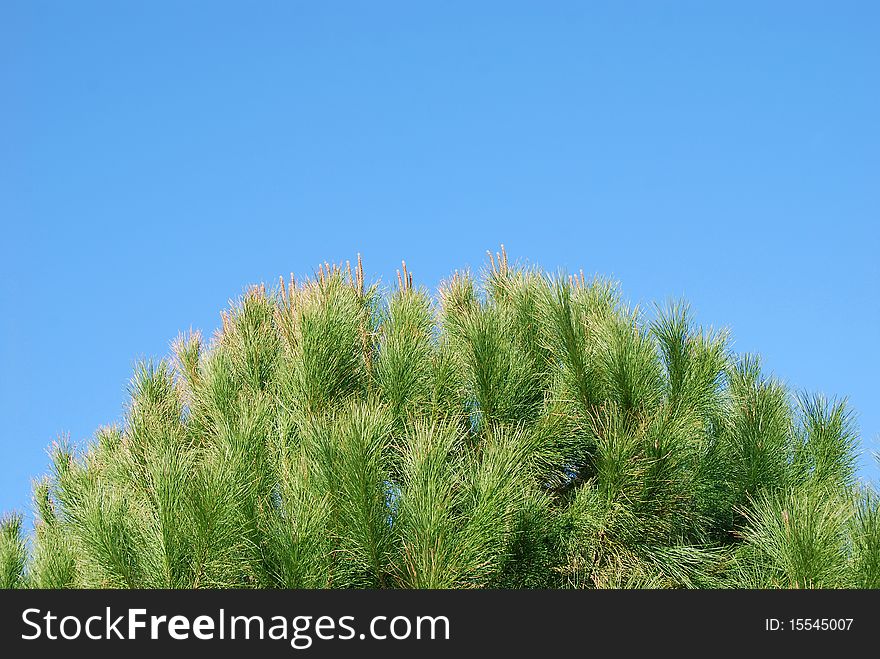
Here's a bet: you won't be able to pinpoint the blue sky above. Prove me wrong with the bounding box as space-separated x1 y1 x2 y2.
1 1 878 515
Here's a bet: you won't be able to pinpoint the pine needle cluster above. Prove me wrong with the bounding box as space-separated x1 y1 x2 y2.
2 248 877 589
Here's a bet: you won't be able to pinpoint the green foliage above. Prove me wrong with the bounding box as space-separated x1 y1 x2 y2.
0 514 27 588
3 248 877 589
732 482 854 588
849 489 880 588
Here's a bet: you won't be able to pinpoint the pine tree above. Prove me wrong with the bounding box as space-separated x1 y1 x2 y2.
1 248 877 589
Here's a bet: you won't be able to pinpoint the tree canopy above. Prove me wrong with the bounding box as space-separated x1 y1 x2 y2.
2 248 877 589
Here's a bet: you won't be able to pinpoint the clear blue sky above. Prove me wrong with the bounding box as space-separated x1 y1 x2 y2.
2 1 878 515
